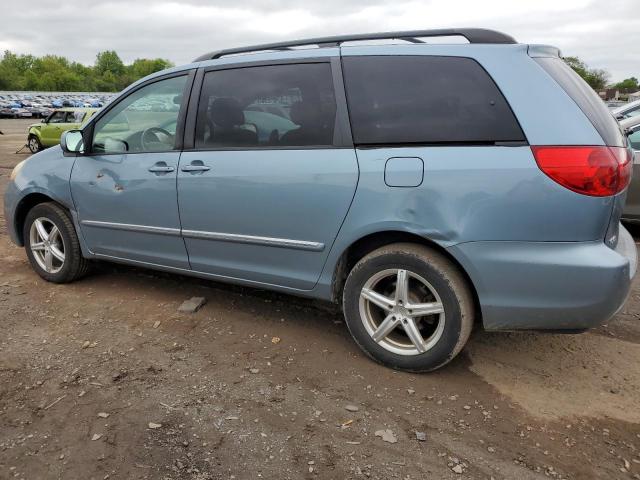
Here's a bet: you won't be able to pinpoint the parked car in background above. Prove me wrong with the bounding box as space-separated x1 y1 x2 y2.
4 29 637 372
607 101 626 110
0 105 15 118
621 116 640 223
10 108 33 119
27 105 52 118
27 108 99 153
613 99 640 120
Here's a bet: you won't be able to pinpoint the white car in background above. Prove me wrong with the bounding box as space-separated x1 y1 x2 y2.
613 99 640 120
621 116 640 223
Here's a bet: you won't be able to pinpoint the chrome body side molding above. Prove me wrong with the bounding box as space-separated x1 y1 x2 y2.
80 220 181 236
181 229 325 251
80 220 325 252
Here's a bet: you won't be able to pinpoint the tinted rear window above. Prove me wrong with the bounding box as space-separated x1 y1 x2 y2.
535 57 624 147
195 63 337 149
342 56 525 145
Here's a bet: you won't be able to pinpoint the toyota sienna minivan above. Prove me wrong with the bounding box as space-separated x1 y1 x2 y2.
5 28 637 372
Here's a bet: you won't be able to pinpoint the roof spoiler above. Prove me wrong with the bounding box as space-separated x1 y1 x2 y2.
194 28 516 62
527 44 562 58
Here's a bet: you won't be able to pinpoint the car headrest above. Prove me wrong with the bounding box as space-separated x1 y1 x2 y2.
289 101 316 127
210 97 244 128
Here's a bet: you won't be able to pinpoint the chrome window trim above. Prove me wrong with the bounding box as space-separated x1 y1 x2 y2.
80 220 324 251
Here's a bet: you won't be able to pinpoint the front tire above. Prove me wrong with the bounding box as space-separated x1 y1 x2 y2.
28 135 42 153
23 202 89 283
342 243 474 372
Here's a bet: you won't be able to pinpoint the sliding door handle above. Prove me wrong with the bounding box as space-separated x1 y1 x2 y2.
181 160 210 173
181 165 210 172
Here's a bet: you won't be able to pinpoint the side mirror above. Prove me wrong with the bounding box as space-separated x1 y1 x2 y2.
60 130 84 155
41 118 46 123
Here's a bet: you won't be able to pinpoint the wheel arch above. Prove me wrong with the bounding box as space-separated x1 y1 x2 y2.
27 126 44 141
13 193 67 246
331 230 482 324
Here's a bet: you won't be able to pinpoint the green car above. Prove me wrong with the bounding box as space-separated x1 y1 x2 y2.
27 108 99 153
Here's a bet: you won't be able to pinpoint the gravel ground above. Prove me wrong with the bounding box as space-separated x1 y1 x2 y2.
1 119 639 480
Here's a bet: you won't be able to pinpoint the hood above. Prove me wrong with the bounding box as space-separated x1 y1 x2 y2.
23 143 64 164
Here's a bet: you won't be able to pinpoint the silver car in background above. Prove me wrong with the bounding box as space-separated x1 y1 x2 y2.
622 116 640 223
613 99 640 120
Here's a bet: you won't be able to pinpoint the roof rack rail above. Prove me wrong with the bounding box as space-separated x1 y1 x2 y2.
193 28 516 62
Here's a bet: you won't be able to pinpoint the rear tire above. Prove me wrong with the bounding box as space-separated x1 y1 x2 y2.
342 243 474 372
23 202 90 283
28 135 42 153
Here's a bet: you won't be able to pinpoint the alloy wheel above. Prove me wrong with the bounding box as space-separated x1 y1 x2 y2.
29 217 65 274
358 268 446 356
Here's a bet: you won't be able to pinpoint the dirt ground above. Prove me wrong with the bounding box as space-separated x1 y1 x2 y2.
1 118 639 480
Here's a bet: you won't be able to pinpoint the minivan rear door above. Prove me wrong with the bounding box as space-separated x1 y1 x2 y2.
339 51 615 244
177 57 358 290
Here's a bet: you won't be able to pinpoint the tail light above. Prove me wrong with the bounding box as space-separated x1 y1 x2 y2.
531 146 632 197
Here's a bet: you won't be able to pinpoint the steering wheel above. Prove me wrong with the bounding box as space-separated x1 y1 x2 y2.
141 127 174 151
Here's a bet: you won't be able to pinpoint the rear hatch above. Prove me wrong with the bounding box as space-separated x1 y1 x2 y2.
532 53 632 249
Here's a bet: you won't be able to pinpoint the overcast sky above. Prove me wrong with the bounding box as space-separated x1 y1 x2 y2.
2 0 638 82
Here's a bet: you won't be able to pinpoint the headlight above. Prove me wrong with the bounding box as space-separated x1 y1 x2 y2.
10 160 25 181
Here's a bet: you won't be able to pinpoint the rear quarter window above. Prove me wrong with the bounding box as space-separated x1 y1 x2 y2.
67 111 85 123
342 55 525 145
535 57 625 147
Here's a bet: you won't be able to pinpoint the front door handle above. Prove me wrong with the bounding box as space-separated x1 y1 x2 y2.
148 162 175 173
181 160 210 173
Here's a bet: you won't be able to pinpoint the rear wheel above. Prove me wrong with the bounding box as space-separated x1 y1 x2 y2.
342 243 474 372
23 203 90 283
28 135 42 153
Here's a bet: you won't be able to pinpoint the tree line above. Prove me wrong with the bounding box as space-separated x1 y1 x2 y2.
0 50 172 92
0 49 637 95
560 56 637 93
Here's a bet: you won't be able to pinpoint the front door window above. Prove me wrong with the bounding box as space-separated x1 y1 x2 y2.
92 75 188 154
47 111 66 123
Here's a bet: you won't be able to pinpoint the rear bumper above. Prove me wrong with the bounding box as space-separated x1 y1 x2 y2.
448 226 637 331
616 223 638 278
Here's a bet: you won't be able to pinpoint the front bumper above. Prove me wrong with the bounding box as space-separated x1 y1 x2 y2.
4 180 22 246
448 226 637 331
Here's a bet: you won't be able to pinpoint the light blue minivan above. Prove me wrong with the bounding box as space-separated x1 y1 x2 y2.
4 29 637 371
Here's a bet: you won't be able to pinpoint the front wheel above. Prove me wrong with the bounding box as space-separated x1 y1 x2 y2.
23 202 90 283
342 243 474 372
28 135 42 153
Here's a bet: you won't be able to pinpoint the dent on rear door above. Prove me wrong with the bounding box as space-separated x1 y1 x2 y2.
340 145 613 244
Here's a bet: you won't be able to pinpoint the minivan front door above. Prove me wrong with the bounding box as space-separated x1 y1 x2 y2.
71 73 192 268
177 61 358 290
